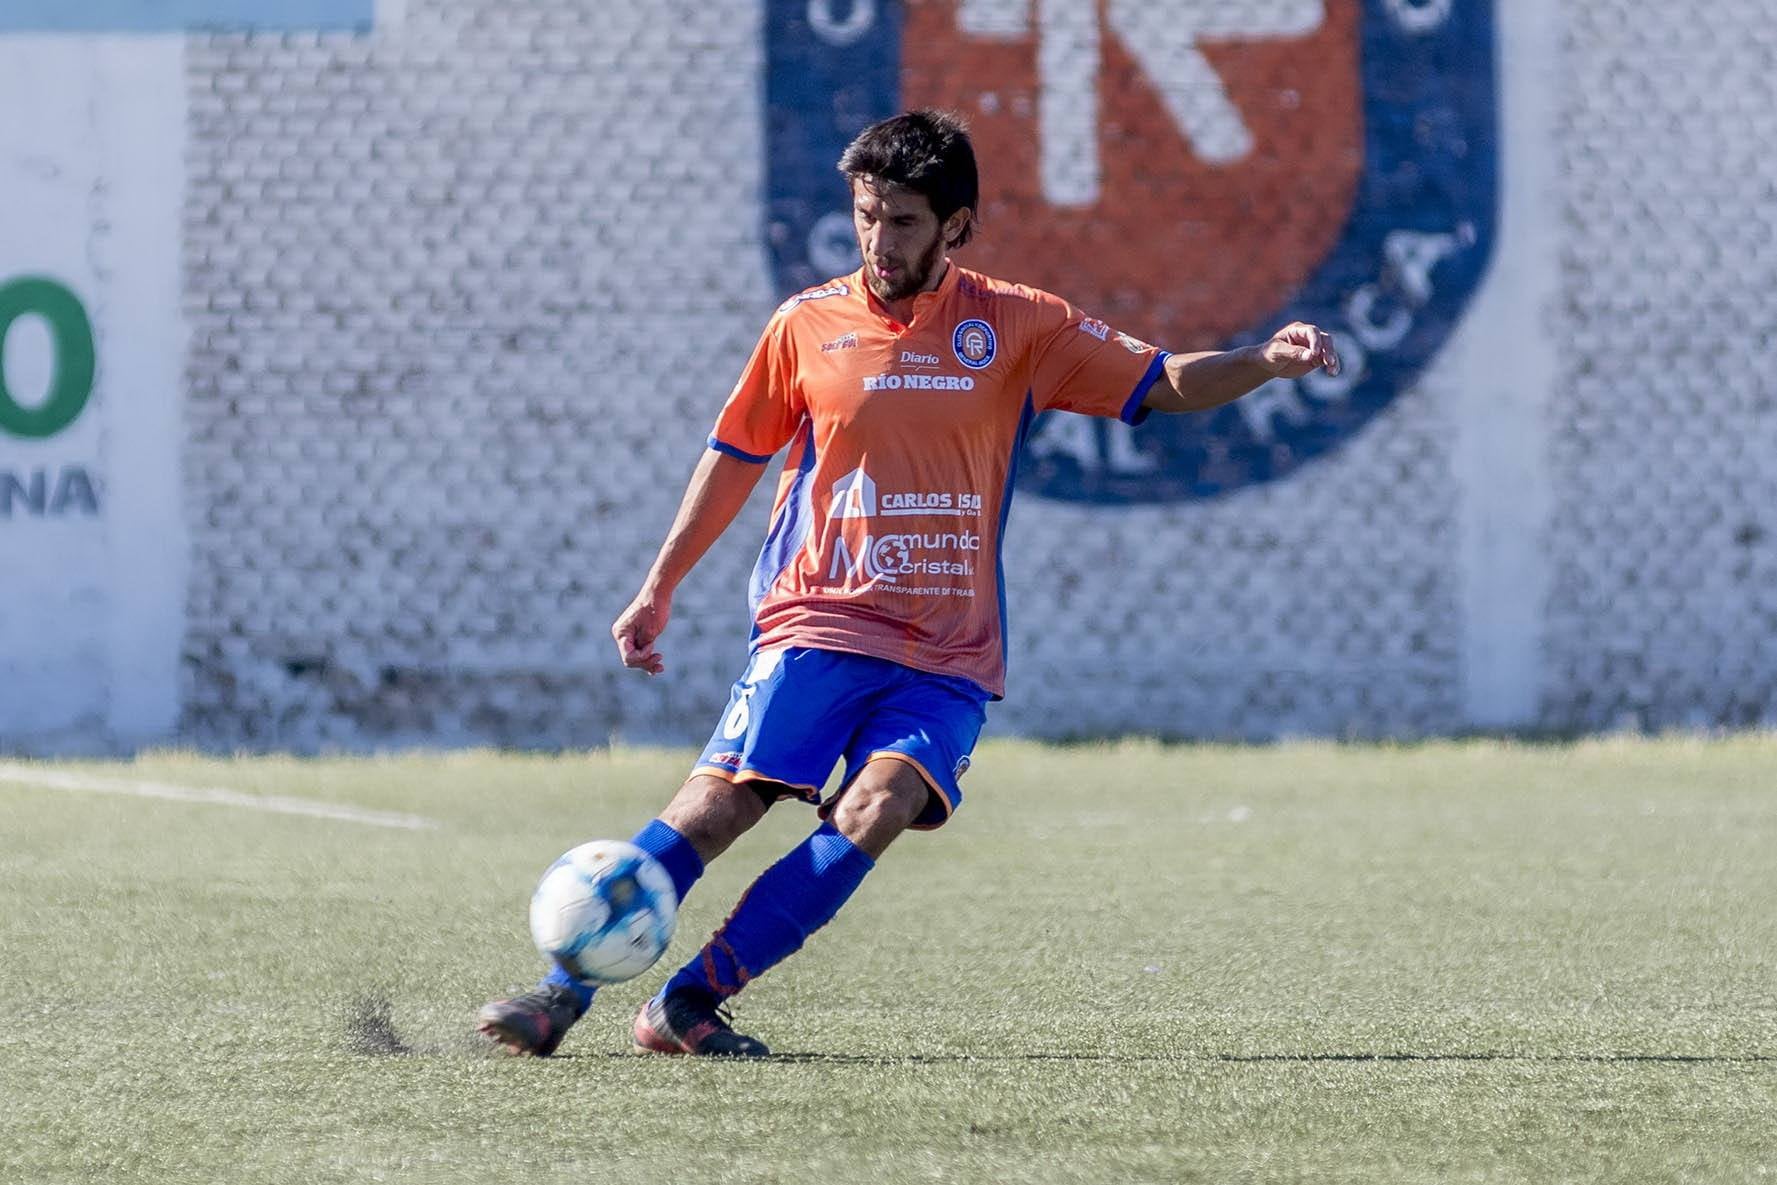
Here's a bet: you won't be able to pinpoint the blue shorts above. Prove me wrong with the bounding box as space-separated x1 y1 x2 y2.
692 646 989 830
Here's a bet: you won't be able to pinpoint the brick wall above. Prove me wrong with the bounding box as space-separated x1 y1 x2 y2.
1540 1 1777 731
172 1 1777 750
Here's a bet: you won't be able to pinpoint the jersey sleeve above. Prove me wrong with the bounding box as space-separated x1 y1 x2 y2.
708 316 803 462
1027 294 1171 425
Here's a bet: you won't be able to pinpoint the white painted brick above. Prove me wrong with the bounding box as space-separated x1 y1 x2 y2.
175 0 1776 749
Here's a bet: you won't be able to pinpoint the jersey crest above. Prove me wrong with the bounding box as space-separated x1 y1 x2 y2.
951 319 997 370
766 0 1496 503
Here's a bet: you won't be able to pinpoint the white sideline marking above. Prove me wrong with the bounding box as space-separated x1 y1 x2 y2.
0 763 439 831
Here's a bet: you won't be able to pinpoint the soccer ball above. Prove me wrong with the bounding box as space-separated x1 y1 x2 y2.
528 840 678 985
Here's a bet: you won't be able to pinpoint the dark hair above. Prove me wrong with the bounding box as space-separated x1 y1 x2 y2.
837 109 978 247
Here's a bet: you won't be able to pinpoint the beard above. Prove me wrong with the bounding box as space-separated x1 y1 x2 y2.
863 229 948 305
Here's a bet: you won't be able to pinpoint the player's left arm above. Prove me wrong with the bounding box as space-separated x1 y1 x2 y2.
1142 322 1341 414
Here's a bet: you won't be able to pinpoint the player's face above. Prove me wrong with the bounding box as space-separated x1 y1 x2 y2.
851 179 950 305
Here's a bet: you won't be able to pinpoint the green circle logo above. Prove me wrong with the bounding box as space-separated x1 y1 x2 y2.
0 276 96 440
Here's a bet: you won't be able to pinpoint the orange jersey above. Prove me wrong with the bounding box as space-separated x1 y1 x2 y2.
710 264 1169 698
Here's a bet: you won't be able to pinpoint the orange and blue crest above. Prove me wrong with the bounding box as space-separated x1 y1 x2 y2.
767 0 1497 503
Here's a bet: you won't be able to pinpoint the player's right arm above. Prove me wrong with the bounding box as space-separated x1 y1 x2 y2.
612 313 804 675
613 449 768 675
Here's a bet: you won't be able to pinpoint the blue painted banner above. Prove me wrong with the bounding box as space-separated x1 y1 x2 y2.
767 0 1497 504
0 1 372 32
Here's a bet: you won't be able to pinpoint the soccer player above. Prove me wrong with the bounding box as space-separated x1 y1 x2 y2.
477 110 1339 1057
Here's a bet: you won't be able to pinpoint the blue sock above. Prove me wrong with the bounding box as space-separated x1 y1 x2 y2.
661 821 875 1003
631 817 706 903
541 818 706 1014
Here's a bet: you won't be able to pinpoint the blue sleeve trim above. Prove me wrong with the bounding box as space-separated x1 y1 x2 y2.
707 435 774 464
1118 353 1170 426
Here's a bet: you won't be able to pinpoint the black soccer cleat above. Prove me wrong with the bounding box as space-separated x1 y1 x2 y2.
476 982 584 1057
631 989 770 1058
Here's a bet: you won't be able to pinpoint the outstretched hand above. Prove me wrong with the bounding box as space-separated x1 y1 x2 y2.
1259 322 1341 380
612 589 671 675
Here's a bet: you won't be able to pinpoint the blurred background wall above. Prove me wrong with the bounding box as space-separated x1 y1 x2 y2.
1 0 1772 755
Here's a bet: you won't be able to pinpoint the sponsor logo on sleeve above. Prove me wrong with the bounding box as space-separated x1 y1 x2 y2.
776 281 850 315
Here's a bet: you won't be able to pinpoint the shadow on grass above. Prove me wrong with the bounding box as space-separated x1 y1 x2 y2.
749 1051 1777 1066
1215 1052 1776 1064
338 998 1773 1067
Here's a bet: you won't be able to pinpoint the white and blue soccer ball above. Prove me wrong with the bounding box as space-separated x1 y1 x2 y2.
528 840 678 986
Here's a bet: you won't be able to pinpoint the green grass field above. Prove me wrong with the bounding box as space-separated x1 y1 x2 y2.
2 737 1774 1184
